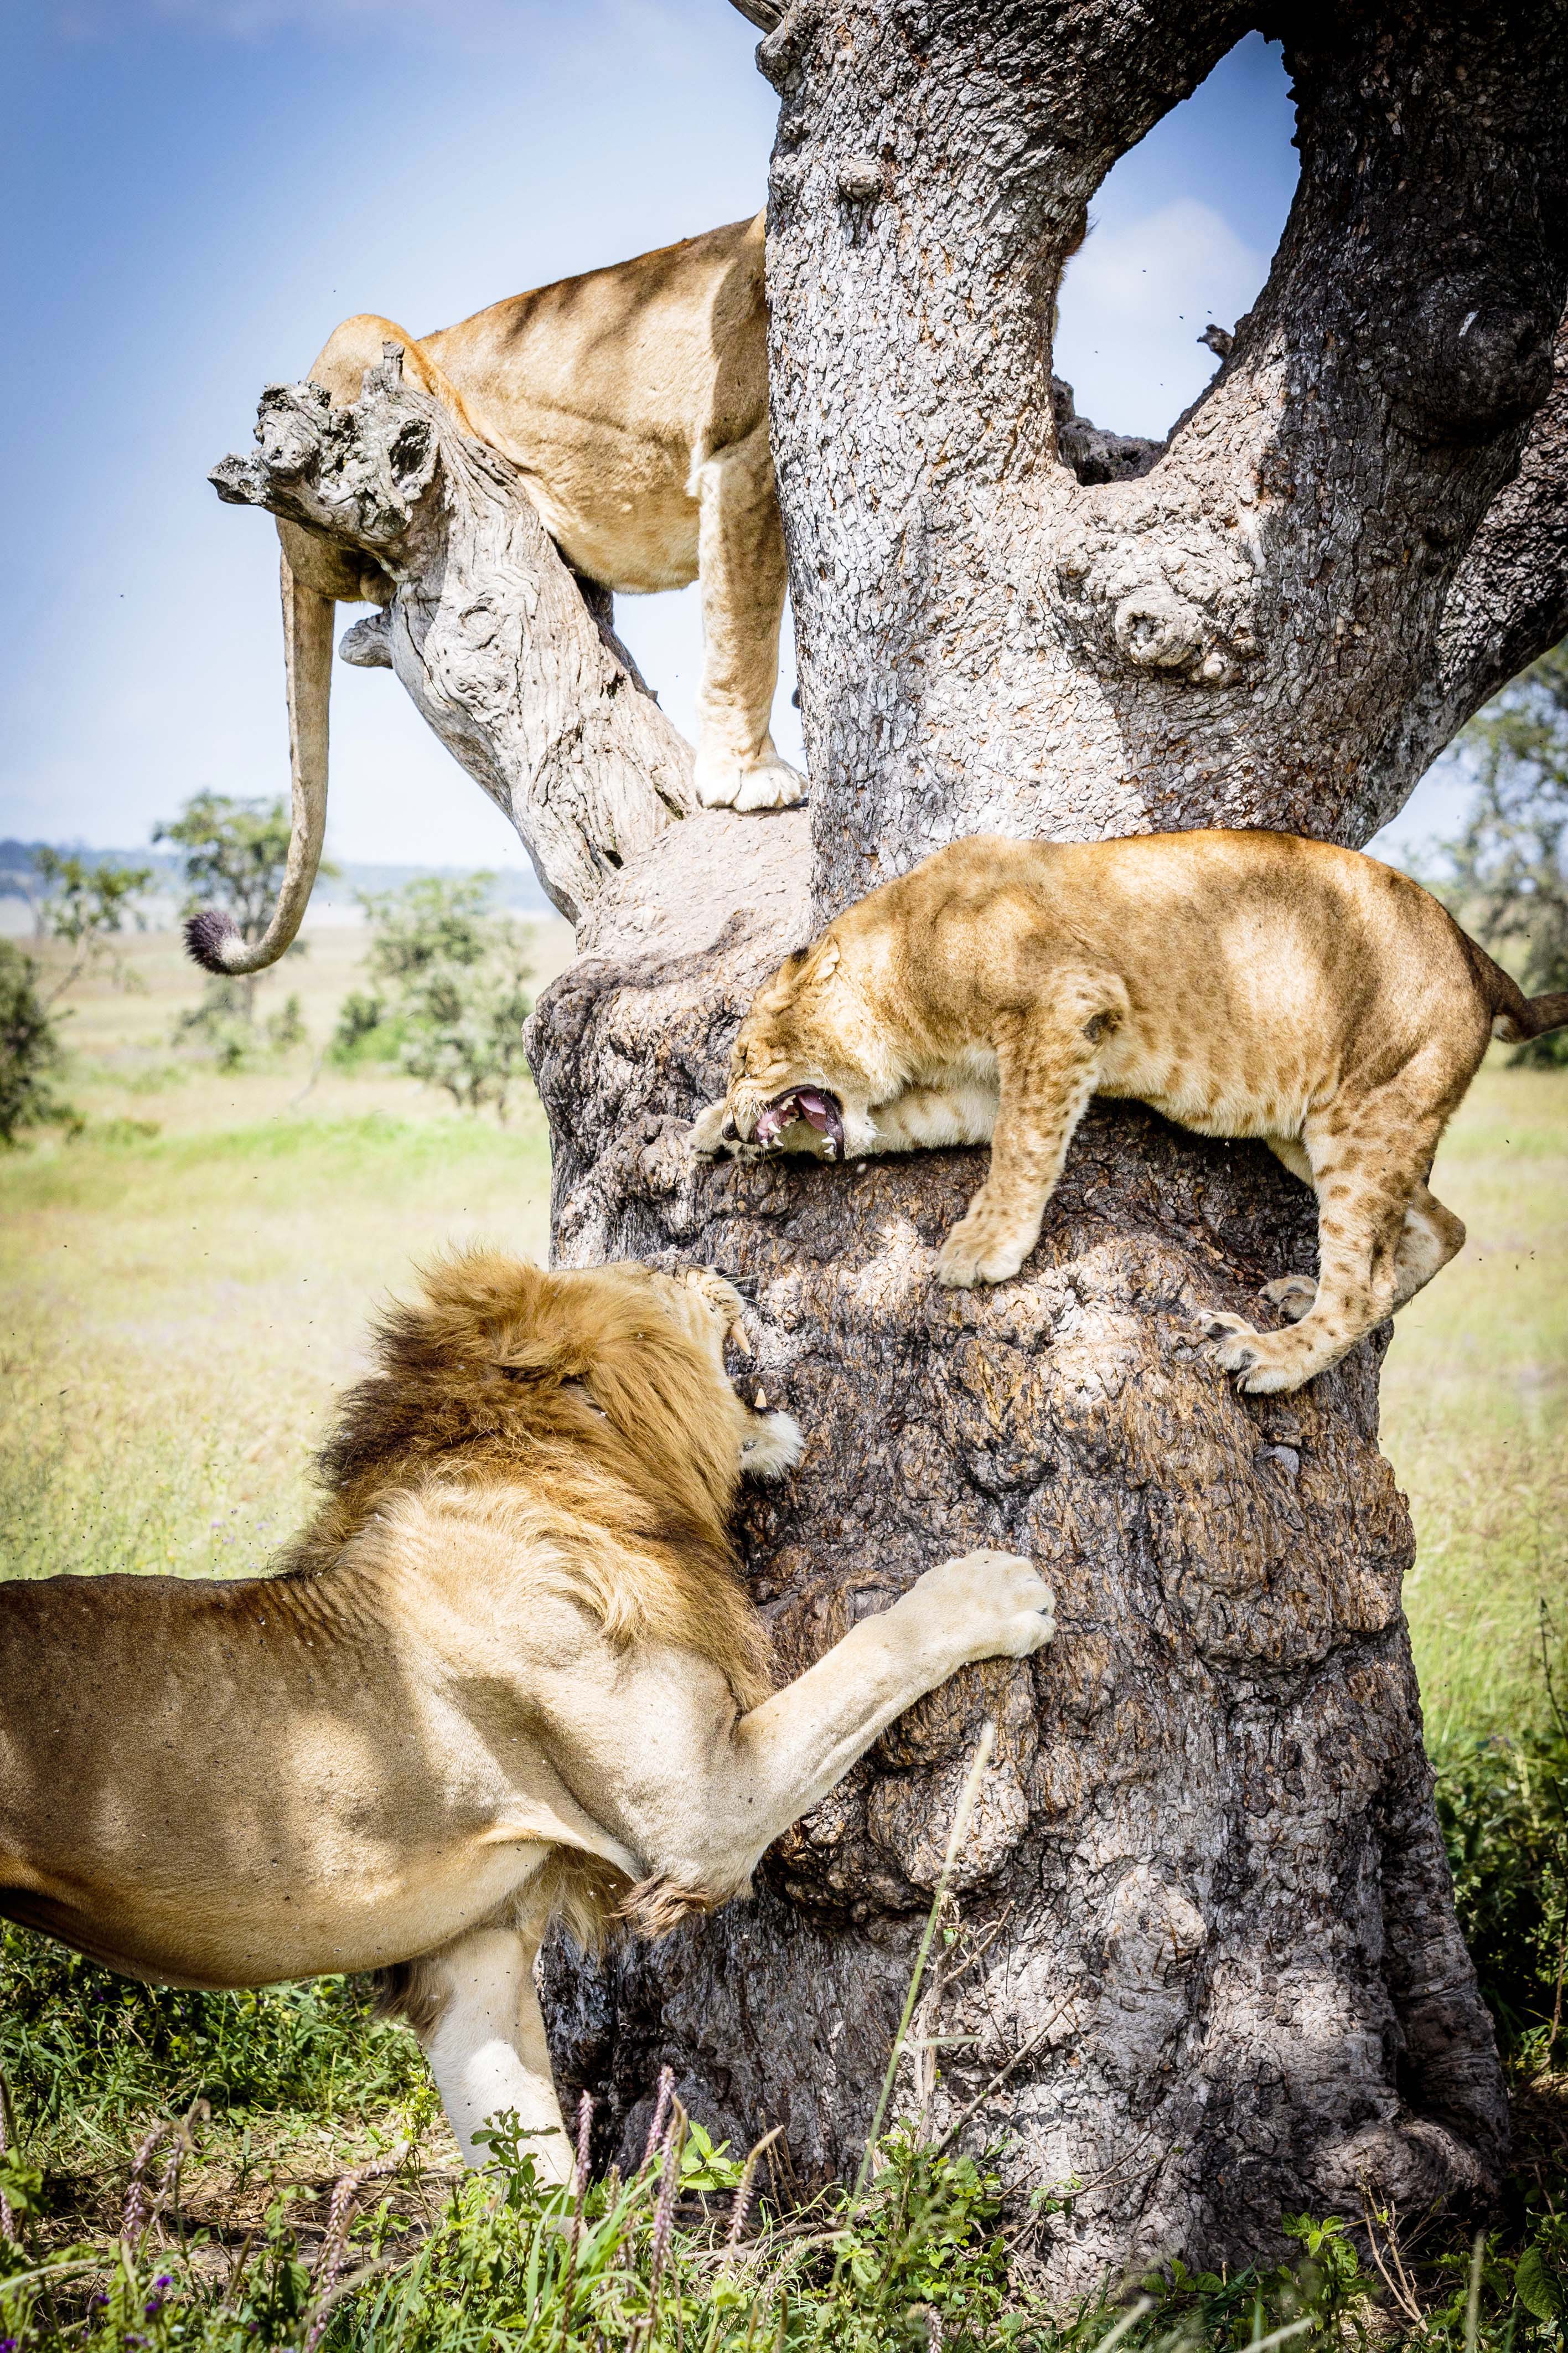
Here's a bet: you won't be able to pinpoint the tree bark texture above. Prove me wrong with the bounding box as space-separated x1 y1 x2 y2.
529 0 1565 2279
214 0 1568 2284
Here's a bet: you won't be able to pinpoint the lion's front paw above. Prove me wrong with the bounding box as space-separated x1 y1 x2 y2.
1261 1275 1318 1323
694 749 808 813
909 1548 1055 1663
690 1100 733 1159
936 1219 1029 1289
690 1101 761 1163
1197 1311 1313 1395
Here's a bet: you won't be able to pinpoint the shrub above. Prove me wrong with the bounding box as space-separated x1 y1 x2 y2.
1435 1716 1568 2050
0 941 73 1144
341 876 535 1119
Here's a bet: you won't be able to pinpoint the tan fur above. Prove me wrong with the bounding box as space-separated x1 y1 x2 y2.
0 1250 1052 2175
209 216 802 981
297 214 795 807
693 831 1568 1395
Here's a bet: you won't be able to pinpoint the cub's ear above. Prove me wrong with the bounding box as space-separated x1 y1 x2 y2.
810 940 841 984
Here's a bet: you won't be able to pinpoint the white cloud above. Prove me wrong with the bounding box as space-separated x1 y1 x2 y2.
1053 196 1270 442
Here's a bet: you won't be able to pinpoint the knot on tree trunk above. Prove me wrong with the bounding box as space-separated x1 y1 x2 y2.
1385 270 1561 445
1054 494 1262 689
210 347 695 923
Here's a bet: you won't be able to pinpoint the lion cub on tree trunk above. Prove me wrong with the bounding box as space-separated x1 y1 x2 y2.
691 831 1568 1396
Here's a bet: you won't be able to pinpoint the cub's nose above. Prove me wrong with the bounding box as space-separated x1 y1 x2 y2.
721 1116 739 1142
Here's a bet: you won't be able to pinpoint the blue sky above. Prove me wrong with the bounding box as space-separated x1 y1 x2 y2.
1 6 1461 870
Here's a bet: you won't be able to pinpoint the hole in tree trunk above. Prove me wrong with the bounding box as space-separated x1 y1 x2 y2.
1053 32 1298 443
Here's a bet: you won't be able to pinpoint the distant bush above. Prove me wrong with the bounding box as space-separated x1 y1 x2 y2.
328 989 406 1067
173 981 309 1070
0 941 73 1144
335 875 534 1119
173 977 258 1071
1433 642 1568 1066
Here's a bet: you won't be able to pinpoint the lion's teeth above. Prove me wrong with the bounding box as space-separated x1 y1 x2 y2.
755 1389 768 1410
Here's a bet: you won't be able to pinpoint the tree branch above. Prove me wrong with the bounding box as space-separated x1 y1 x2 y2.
210 349 695 923
1395 311 1568 777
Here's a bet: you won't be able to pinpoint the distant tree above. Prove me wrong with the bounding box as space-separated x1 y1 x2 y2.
0 941 71 1145
156 793 336 1021
31 849 154 1008
359 873 496 983
1434 642 1568 1066
337 875 534 1119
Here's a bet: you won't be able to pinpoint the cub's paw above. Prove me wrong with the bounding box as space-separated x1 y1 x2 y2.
690 1101 760 1163
913 1548 1055 1661
1197 1312 1311 1396
936 1221 1029 1289
690 1100 734 1158
1261 1275 1318 1324
694 749 808 812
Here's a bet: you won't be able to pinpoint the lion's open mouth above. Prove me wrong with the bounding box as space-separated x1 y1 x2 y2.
753 1087 846 1160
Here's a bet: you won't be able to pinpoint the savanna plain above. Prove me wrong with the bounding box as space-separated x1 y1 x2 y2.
1 926 1564 2351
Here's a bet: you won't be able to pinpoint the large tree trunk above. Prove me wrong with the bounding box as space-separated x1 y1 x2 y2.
215 0 1567 2282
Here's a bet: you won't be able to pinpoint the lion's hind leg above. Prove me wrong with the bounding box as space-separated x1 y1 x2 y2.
1391 1180 1466 1308
690 427 805 812
1205 1077 1449 1394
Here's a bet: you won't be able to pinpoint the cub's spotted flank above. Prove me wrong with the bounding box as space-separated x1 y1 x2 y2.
691 830 1568 1395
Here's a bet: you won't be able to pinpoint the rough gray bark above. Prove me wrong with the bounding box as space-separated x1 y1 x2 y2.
210 352 694 923
761 0 1568 915
531 0 1565 2280
214 0 1568 2285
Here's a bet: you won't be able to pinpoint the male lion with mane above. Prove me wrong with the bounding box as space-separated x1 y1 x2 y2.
0 1251 1052 2176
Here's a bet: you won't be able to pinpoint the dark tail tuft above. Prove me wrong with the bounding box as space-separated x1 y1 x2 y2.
183 908 241 975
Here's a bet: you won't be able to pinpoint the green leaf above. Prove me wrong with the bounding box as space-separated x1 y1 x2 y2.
1515 2243 1566 2323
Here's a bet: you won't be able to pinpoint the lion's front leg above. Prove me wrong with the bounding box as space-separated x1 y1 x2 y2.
936 1009 1103 1288
714 1550 1055 1870
690 427 805 813
531 1555 1053 1913
416 1921 572 2179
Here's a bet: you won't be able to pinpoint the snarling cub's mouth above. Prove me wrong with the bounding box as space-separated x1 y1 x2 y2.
753 1087 846 1160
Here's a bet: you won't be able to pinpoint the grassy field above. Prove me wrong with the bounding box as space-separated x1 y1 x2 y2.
0 923 568 1590
0 925 1564 2347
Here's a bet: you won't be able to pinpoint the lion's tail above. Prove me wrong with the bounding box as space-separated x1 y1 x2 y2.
184 555 334 978
1486 958 1568 1044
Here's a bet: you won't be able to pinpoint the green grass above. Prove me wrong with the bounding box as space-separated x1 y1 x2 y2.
0 938 1565 2344
1382 1068 1568 1738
